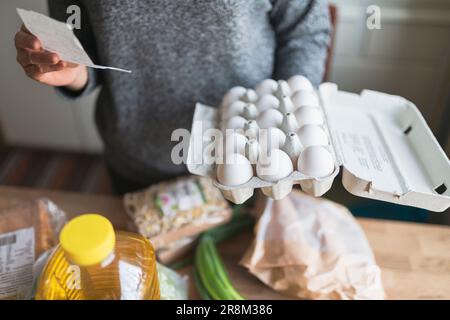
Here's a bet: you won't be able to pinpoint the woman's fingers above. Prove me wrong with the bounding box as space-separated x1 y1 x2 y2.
16 49 31 67
29 51 60 65
23 64 42 80
14 30 41 51
16 49 60 67
23 61 66 81
15 25 86 87
63 61 79 68
40 61 65 73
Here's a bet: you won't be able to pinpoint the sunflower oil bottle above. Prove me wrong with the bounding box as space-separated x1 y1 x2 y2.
35 214 160 300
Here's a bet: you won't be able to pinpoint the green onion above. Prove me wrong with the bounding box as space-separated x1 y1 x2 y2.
194 206 254 300
194 268 211 300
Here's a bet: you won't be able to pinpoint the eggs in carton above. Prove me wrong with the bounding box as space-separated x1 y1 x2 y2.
256 94 279 112
209 76 339 203
298 125 329 148
188 78 450 211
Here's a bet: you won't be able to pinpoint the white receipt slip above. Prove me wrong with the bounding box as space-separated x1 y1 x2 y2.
17 8 131 73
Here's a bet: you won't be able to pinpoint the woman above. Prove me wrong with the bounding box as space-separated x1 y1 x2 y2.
14 0 331 194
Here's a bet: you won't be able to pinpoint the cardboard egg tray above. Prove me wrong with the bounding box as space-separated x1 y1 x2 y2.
188 82 450 212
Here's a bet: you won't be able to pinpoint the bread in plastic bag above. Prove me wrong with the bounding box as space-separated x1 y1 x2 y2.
156 235 198 265
0 199 67 300
124 176 232 250
240 191 385 300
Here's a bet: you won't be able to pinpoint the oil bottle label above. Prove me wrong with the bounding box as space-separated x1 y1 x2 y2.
119 260 142 300
0 227 35 299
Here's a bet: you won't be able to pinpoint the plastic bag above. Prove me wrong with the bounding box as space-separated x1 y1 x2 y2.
125 176 232 254
0 199 67 300
241 191 385 300
157 263 188 300
156 235 198 265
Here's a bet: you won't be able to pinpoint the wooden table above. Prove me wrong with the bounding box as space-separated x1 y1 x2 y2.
1 185 449 300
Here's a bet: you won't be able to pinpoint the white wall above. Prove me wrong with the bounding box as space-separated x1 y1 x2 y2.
330 0 450 132
0 0 102 152
1 0 449 151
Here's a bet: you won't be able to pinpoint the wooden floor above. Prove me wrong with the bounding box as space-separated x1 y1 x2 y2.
0 146 112 194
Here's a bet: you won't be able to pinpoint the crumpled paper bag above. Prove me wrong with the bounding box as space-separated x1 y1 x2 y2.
240 191 385 300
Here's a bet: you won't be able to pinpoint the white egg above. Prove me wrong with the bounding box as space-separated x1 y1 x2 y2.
222 100 247 120
291 90 319 108
258 127 286 152
297 146 334 178
297 125 329 148
223 132 248 156
288 75 314 93
294 106 324 128
256 94 279 112
257 108 283 129
225 116 247 130
256 149 293 182
221 86 247 107
217 153 254 186
255 79 278 96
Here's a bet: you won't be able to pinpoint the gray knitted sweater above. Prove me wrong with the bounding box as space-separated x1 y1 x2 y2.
48 0 331 184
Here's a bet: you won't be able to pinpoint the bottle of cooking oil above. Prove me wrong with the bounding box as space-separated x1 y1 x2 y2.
35 214 160 300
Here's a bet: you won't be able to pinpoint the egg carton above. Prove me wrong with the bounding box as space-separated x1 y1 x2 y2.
188 75 339 204
214 169 338 204
188 82 450 211
188 101 338 203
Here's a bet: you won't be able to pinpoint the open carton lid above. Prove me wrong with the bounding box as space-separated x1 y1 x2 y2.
320 83 450 212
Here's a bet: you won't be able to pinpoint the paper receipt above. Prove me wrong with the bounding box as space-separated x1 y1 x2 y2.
17 8 131 73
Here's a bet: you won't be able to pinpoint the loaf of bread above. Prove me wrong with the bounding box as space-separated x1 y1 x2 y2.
0 199 67 299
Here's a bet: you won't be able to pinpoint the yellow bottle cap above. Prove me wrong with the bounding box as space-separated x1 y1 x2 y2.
60 214 115 266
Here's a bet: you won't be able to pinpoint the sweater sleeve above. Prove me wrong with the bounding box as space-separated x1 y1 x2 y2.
47 0 101 99
270 0 331 87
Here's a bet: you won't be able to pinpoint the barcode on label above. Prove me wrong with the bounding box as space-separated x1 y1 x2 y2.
0 234 17 247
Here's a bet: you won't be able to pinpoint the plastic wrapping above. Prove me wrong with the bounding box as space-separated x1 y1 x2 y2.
124 176 232 251
156 235 198 265
157 263 188 300
241 191 385 300
0 199 67 300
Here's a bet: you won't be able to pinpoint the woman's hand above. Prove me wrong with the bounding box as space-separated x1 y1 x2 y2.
14 24 88 91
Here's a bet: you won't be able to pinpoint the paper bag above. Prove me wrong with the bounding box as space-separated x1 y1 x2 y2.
240 191 385 300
